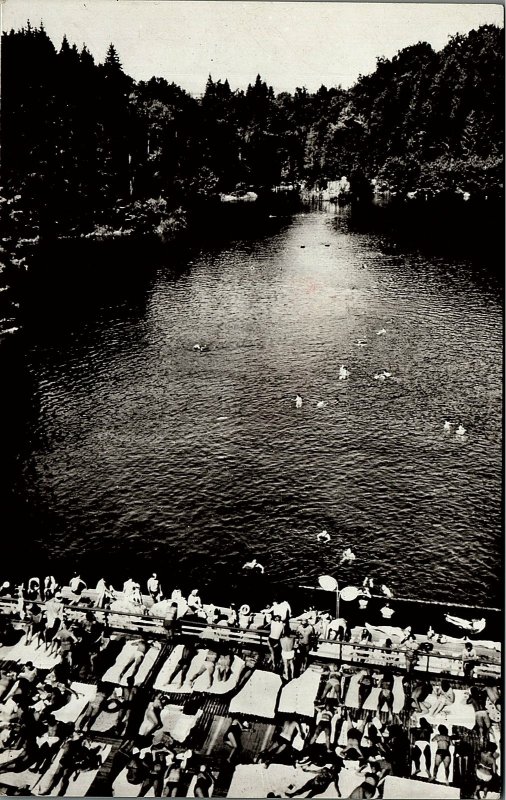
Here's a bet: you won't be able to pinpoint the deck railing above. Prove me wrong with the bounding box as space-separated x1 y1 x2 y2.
0 596 500 678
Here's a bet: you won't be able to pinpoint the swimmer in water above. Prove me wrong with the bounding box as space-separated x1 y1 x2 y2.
340 548 356 564
295 395 303 408
242 559 265 574
317 530 331 543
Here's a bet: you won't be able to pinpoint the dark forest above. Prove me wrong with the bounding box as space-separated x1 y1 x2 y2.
1 22 503 243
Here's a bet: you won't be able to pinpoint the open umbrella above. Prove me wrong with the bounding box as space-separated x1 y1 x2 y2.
318 576 360 618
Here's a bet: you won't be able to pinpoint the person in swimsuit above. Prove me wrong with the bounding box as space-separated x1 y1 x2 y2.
267 615 284 669
462 642 478 679
340 724 364 759
403 635 418 672
411 679 432 712
378 673 394 716
286 762 342 798
138 745 170 797
355 628 373 662
26 578 41 602
430 679 455 716
467 686 492 743
118 639 148 682
224 718 250 763
321 664 342 707
358 670 374 709
194 764 214 797
25 603 44 645
215 652 233 682
77 683 110 731
432 724 452 784
32 716 63 775
188 648 219 688
280 624 297 680
147 573 161 602
475 743 499 799
259 719 305 766
165 641 196 688
307 702 334 751
140 693 169 737
238 604 252 629
114 676 137 736
347 772 378 799
412 717 432 776
296 619 315 671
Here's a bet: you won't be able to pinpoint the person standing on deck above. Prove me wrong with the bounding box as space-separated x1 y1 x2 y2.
403 635 419 673
147 573 161 602
462 641 478 679
268 615 284 669
270 597 292 622
431 724 453 785
380 602 395 620
162 602 179 640
280 622 297 680
187 589 203 613
69 573 87 596
296 618 315 671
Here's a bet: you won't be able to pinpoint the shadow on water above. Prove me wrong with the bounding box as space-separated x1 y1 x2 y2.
332 198 504 288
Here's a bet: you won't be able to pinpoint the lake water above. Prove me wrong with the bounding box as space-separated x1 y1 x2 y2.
2 206 502 607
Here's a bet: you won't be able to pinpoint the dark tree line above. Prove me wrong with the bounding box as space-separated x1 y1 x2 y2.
1 21 504 240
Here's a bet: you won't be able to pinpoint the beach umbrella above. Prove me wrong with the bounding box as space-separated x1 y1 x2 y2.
340 586 360 602
318 577 360 618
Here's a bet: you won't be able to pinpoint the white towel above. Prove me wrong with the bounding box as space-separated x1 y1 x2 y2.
382 774 460 799
278 667 321 717
102 641 161 686
154 648 244 695
229 671 282 719
54 682 97 723
344 672 362 709
393 674 406 713
159 704 200 743
4 640 60 670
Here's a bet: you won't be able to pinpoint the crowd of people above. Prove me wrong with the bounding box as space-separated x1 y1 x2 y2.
0 572 501 799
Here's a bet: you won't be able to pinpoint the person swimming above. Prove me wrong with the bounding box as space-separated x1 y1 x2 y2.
340 547 356 563
295 395 303 408
242 559 265 574
317 530 331 543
